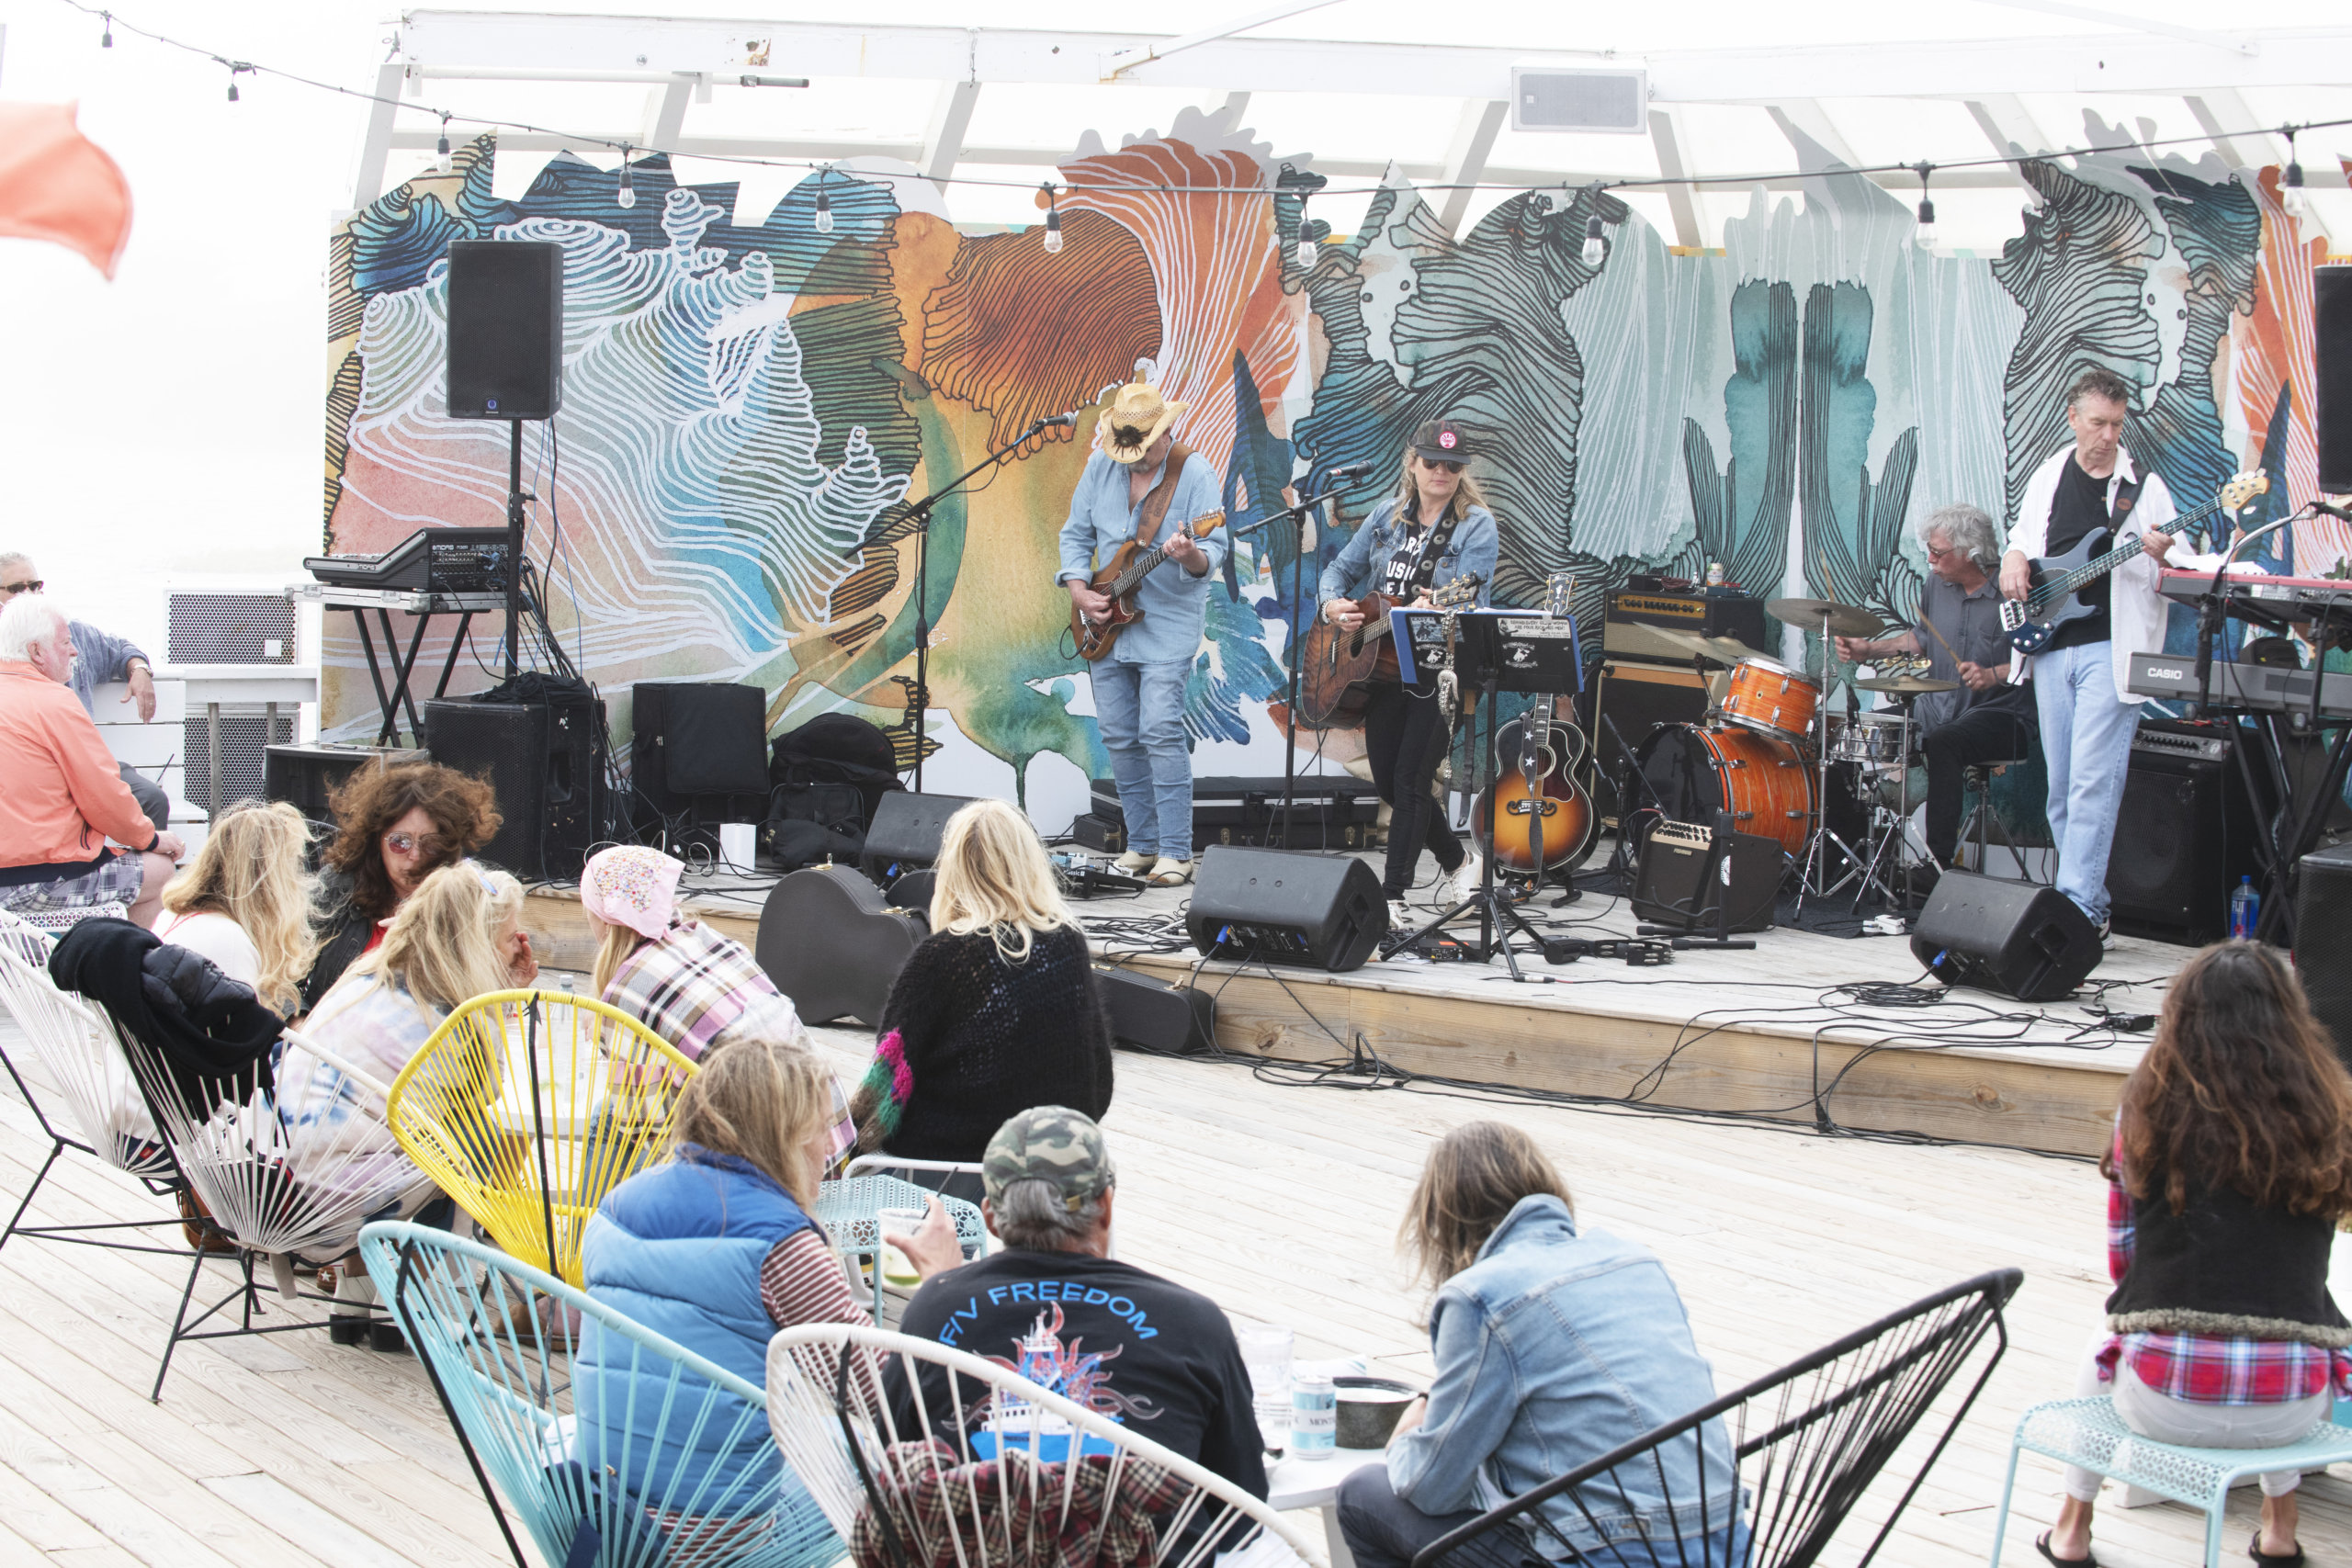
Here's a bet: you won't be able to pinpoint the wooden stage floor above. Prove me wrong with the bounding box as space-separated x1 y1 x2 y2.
522 845 2187 1158
8 1002 2352 1567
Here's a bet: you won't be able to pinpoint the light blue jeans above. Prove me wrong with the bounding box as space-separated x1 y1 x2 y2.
1092 658 1193 861
2033 640 2143 925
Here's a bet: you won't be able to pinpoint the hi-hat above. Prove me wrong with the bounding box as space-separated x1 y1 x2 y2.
1651 627 1775 666
1765 596 1884 637
1853 673 1961 694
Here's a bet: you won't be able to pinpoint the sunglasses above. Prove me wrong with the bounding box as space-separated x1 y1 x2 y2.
0 580 42 595
382 829 443 858
1419 458 1465 475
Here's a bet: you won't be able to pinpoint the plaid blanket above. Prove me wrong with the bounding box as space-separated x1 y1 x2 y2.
604 920 801 1061
849 1438 1191 1568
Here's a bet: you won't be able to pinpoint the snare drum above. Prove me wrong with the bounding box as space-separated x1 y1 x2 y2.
1720 657 1820 741
1635 723 1818 856
1824 710 1911 767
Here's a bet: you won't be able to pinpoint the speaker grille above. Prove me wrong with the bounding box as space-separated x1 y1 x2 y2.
446 240 564 422
2295 843 2352 1066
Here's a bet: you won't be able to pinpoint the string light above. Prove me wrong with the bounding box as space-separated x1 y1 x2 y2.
225 62 248 102
1041 181 1063 254
813 167 833 233
1580 183 1607 267
435 113 453 175
1913 162 1938 251
616 144 635 209
1295 193 1315 269
2283 128 2312 220
99 10 111 46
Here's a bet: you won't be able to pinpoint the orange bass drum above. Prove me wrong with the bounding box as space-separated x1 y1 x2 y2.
1634 723 1816 857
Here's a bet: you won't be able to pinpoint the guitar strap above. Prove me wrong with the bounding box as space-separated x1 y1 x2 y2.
2109 469 2144 530
1131 445 1194 548
1404 508 1464 597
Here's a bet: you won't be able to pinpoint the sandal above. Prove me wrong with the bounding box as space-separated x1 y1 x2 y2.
2249 1535 2304 1567
2035 1531 2098 1568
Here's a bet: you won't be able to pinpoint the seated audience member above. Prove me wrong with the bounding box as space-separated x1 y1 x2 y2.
887 1107 1266 1498
0 594 183 925
300 761 500 1011
153 800 320 1016
852 801 1112 1177
1339 1122 1744 1568
582 845 802 1055
0 552 172 833
277 862 537 1336
2041 941 2352 1568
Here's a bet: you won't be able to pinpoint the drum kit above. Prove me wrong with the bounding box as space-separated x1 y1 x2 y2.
1624 593 1959 911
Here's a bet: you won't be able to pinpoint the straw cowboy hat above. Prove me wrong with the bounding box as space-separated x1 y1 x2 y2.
1099 382 1185 465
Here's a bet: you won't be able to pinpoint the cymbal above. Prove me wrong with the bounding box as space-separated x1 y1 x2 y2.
1853 674 1961 694
1765 596 1884 637
1650 628 1776 666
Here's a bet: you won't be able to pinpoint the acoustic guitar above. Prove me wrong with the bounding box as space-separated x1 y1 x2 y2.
1999 470 2268 654
1472 571 1596 878
1297 572 1484 728
1070 511 1227 661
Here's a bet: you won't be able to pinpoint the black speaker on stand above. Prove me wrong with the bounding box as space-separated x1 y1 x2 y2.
2105 720 2258 945
1910 869 2101 1002
1186 846 1386 972
2318 265 2351 493
629 682 772 851
424 689 608 881
2294 842 2352 1067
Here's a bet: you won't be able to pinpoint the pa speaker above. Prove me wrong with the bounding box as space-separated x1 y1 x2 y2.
1187 846 1386 973
2319 265 2352 494
2106 720 2257 945
424 690 608 880
1097 965 1219 1055
861 792 983 884
2294 842 2352 1066
1629 819 1781 933
1910 869 2101 1002
446 240 563 421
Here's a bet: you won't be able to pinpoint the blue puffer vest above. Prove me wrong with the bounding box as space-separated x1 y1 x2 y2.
578 1146 819 1506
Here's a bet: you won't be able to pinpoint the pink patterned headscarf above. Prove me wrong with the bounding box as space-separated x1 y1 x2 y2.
580 846 684 940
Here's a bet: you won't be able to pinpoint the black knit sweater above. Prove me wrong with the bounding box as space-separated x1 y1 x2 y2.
851 924 1114 1163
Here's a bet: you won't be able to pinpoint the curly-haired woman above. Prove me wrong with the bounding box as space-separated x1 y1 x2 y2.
298 761 500 1012
2042 942 2352 1568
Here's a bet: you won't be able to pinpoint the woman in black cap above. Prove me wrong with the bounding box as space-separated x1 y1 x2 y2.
1316 420 1498 935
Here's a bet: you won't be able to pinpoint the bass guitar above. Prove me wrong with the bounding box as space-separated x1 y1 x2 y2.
1473 571 1596 879
2000 470 2268 654
1297 572 1483 728
1070 510 1227 661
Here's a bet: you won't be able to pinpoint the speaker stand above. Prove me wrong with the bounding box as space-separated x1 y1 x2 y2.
503 418 529 678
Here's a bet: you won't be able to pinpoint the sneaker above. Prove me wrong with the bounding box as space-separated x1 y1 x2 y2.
1436 854 1482 905
1114 850 1156 874
1148 856 1194 886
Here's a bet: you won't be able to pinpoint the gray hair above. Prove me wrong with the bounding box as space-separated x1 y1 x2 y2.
0 592 67 663
0 552 30 579
990 1176 1110 1251
1919 503 2001 570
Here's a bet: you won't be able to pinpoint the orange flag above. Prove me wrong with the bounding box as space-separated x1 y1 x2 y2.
0 102 131 278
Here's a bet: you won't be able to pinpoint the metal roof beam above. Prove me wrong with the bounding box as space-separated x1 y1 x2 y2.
1647 107 1702 248
1966 94 2054 158
351 60 406 209
922 79 982 191
1100 0 1346 81
1435 99 1507 236
1970 0 2257 57
645 74 691 153
2184 89 2280 169
1767 101 1862 170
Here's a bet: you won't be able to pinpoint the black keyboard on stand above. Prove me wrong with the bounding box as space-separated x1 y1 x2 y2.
305 526 513 593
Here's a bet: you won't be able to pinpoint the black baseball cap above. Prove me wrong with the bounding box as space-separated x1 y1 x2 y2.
1411 419 1474 462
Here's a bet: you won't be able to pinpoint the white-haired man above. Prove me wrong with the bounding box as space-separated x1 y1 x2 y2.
0 552 169 833
0 593 184 924
1837 502 2039 890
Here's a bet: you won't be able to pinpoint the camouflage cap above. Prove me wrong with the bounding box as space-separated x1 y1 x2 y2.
983 1106 1115 1211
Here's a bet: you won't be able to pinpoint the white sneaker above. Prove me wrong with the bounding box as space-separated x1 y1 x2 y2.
1437 854 1482 905
1114 850 1156 874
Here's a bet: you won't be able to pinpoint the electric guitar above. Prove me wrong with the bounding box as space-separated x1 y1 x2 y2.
2000 470 2269 654
1296 572 1483 728
1070 510 1227 661
1473 570 1596 878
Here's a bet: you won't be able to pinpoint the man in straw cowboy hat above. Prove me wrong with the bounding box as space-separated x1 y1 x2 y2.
1058 381 1226 887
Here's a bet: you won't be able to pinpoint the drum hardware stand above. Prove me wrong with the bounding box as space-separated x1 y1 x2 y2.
1795 608 1873 914
1847 703 1917 913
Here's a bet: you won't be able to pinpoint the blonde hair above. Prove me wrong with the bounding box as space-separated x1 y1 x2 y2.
1392 450 1490 530
159 801 321 1015
1401 1121 1574 1290
930 799 1077 964
591 920 646 998
668 1036 834 1210
345 862 524 1018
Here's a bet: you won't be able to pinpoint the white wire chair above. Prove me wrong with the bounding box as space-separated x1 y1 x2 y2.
767 1322 1326 1568
0 909 182 1255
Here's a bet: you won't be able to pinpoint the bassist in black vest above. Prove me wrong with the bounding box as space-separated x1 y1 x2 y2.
1998 368 2177 936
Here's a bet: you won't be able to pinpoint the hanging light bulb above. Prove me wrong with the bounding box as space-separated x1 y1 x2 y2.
226 64 243 102
2283 129 2312 220
814 176 834 234
616 147 636 209
435 115 453 175
1295 195 1315 269
101 11 113 47
1913 162 1938 251
1040 183 1063 254
1578 183 1608 266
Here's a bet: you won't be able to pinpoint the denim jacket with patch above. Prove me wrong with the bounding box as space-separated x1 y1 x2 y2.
1315 496 1497 611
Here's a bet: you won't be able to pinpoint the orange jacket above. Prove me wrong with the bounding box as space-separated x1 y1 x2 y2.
0 660 155 868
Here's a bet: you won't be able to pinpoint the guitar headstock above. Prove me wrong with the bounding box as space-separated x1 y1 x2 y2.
1185 510 1227 537
1433 572 1485 609
1544 570 1575 620
2220 471 2270 513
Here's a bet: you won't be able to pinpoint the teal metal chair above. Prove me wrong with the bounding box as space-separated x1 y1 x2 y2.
357 1220 845 1568
1990 1397 2352 1568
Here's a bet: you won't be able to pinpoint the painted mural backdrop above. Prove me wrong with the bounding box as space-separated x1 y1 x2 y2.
322 107 2351 832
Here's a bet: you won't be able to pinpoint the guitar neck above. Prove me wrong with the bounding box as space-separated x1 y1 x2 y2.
2034 496 2216 609
1110 538 1180 598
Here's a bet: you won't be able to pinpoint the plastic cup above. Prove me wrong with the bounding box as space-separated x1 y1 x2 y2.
878 1206 928 1288
1236 1324 1295 1455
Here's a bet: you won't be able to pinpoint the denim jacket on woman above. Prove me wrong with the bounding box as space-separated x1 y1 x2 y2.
1385 1195 1739 1559
1315 496 1498 613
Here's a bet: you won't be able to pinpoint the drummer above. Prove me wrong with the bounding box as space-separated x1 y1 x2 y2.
1834 503 2037 892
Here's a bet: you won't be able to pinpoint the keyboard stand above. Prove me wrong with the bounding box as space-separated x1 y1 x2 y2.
294 587 508 747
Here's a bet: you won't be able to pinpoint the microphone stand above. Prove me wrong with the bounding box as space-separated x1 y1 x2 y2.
2193 513 2293 717
1229 475 1356 850
904 416 1059 793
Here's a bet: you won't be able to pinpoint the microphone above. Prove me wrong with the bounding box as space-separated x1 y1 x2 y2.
2314 498 2352 523
1327 460 1375 479
1035 412 1078 429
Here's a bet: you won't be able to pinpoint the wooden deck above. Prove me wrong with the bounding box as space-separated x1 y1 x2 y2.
8 996 2352 1566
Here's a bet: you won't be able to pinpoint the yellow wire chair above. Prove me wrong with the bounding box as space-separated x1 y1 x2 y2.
386 990 698 1286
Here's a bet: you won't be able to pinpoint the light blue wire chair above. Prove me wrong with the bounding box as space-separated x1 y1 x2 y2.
358 1220 846 1568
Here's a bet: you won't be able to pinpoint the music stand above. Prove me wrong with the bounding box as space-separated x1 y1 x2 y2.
1389 608 1579 981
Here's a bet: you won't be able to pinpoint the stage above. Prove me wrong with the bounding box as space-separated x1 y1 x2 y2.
521 841 2181 1160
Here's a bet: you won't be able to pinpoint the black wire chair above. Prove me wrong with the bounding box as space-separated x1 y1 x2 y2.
1408 1269 2024 1568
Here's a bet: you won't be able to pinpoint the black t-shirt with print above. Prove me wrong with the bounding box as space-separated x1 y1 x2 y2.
2041 456 2116 651
1376 517 1430 604
888 1247 1269 1498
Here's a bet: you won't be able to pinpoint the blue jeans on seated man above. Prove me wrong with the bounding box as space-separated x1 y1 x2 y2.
1091 658 1193 862
1339 1462 1750 1568
2031 640 2143 925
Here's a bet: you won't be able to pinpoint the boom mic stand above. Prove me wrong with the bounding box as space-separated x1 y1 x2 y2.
901 416 1062 793
1229 473 1355 850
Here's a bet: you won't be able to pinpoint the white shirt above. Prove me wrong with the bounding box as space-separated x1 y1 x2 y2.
2005 445 2177 705
151 909 261 990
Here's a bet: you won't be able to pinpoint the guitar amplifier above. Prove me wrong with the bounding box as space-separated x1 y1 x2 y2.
1602 590 1770 666
1628 818 1781 932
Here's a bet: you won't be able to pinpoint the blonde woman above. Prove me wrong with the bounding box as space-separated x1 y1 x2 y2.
851 799 1112 1172
153 800 321 1017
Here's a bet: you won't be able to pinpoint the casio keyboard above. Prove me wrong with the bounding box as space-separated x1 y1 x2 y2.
2126 651 2352 721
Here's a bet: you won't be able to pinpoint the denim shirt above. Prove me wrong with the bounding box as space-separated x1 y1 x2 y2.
1315 496 1498 612
1385 1195 1738 1558
1057 449 1227 666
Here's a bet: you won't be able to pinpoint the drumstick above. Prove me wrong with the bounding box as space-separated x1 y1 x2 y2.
1913 604 1962 667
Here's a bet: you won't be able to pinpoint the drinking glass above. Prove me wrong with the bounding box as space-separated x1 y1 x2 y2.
1236 1324 1295 1455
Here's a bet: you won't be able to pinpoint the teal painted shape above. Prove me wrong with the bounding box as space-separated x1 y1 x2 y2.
1799 281 1921 625
1683 280 1797 600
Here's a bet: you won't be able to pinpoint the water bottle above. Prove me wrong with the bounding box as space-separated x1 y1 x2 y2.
1291 1371 1337 1460
2229 876 2259 941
